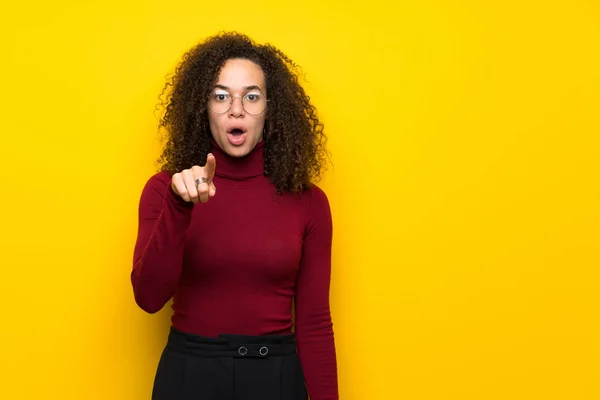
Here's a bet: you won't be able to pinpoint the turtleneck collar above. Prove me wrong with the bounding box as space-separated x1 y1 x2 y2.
210 138 266 180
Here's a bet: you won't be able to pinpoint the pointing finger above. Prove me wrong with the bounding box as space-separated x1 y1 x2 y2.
198 181 210 203
205 153 216 180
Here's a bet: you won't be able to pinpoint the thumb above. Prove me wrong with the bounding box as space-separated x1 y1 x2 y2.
205 153 216 179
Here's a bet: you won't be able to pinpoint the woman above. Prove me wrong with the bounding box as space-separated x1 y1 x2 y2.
131 32 339 400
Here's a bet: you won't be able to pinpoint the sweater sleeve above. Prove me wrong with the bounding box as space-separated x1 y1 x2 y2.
131 171 194 314
294 186 339 400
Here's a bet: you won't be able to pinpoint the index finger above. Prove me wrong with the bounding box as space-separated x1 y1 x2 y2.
205 153 216 179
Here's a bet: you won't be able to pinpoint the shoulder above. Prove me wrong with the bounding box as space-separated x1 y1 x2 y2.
146 170 172 186
301 183 332 223
140 170 172 198
306 183 329 207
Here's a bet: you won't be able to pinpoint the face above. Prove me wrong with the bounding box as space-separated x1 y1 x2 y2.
207 58 267 157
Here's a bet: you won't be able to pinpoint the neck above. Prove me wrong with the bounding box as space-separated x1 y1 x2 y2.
210 138 265 180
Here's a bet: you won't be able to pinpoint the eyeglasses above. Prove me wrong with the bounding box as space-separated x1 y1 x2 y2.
208 89 268 115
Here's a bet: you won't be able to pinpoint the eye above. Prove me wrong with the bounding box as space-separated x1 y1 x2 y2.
213 90 231 102
245 92 262 102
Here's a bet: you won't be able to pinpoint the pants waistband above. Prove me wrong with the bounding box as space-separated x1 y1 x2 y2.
166 327 298 359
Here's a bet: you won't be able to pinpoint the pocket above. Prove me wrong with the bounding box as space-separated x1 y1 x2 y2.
293 354 309 400
280 353 308 400
152 348 186 400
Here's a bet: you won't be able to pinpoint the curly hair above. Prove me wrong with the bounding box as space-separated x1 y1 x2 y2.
155 31 329 194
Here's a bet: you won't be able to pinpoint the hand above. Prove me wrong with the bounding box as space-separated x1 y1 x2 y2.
171 153 216 203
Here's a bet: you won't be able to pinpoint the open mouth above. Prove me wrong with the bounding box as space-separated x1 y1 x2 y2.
226 127 247 146
229 128 245 136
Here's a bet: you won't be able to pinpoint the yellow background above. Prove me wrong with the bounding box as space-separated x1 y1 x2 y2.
1 0 599 399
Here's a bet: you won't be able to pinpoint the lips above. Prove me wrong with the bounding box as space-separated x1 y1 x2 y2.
226 126 248 146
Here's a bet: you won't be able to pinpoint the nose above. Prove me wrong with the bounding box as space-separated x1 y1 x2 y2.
229 96 245 117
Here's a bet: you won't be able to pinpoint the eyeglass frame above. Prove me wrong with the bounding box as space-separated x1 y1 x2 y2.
207 89 269 115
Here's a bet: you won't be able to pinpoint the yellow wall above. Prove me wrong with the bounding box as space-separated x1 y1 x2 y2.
1 1 599 399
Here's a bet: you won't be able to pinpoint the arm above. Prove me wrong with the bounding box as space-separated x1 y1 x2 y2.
131 171 194 313
295 186 339 400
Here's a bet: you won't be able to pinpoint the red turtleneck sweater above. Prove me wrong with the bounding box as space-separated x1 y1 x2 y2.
131 139 338 399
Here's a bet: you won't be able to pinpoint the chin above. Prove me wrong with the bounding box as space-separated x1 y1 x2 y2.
221 141 251 157
227 147 250 157
220 135 260 157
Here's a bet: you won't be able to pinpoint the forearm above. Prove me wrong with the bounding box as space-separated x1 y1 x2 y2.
296 307 339 399
131 174 193 313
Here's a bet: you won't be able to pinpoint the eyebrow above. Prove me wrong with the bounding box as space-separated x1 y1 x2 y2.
214 84 263 91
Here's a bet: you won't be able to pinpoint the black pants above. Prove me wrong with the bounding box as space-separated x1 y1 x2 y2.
152 327 308 400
